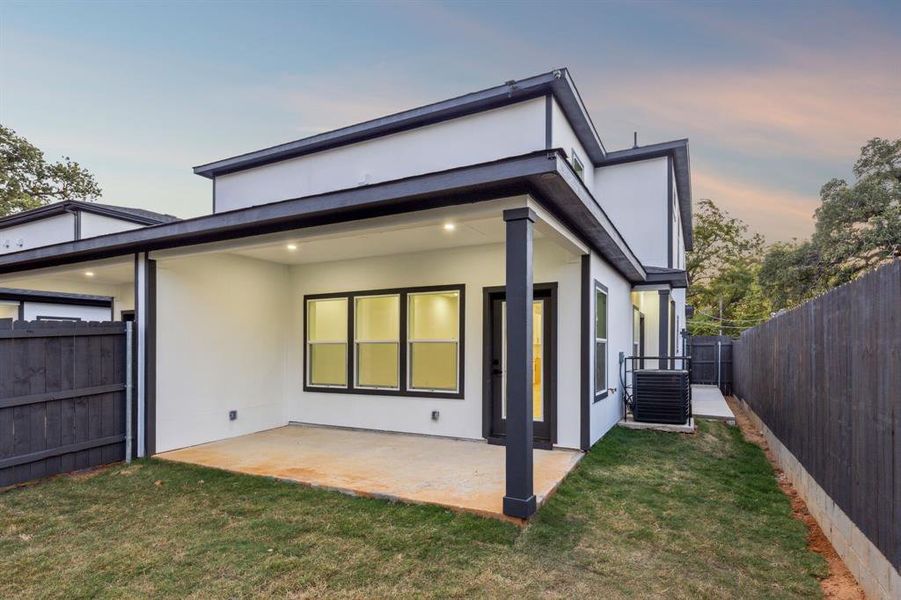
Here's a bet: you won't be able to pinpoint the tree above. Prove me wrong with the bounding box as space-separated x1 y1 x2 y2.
0 125 101 217
686 199 769 335
758 137 901 309
811 137 900 285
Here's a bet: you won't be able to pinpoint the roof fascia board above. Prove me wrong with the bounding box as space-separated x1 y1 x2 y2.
0 201 169 230
193 68 608 179
0 151 557 273
193 71 561 179
0 287 113 307
0 150 646 283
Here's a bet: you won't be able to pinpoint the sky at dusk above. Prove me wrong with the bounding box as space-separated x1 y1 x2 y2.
1 0 899 242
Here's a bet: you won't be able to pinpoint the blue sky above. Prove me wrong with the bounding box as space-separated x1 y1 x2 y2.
1 0 899 241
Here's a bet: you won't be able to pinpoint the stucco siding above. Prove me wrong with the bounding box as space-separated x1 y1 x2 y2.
0 214 75 254
214 98 546 212
594 157 669 268
287 239 584 448
588 251 632 445
79 212 143 239
155 253 290 452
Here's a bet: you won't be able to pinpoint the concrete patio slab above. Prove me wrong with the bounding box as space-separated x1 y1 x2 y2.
157 425 582 522
692 385 736 424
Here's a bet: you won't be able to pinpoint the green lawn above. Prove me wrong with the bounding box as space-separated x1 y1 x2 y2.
0 421 825 599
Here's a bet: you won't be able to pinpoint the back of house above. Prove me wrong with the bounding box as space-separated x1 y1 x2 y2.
0 68 692 518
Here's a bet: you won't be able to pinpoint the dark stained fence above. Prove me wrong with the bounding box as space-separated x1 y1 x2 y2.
733 260 900 569
689 335 733 395
0 320 128 487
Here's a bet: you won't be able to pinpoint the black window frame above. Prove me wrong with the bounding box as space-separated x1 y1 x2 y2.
303 284 465 399
594 280 608 401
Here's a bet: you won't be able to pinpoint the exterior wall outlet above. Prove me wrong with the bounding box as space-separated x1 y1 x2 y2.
431 410 440 421
228 410 237 421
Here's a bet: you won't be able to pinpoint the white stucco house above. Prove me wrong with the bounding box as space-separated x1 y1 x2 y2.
0 69 690 518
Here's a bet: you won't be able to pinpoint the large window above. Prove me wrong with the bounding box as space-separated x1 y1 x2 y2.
355 294 400 389
408 290 460 392
305 285 464 398
307 297 348 387
594 282 608 400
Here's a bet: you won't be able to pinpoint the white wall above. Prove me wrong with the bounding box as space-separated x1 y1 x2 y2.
632 289 661 359
21 302 112 321
671 287 687 355
154 253 290 452
0 274 134 319
594 157 669 268
286 239 585 448
79 213 143 239
0 214 75 254
214 98 547 212
551 98 595 191
588 251 633 445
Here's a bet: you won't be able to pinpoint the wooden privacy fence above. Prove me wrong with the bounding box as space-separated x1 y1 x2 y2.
733 260 900 569
688 335 733 395
0 320 129 487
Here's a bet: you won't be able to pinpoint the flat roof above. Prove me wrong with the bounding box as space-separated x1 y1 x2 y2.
0 149 646 283
193 68 608 179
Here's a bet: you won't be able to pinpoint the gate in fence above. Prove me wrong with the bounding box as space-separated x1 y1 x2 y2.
0 319 133 487
687 335 733 395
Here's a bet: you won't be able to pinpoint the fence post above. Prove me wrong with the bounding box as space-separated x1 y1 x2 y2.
125 321 133 464
716 340 722 391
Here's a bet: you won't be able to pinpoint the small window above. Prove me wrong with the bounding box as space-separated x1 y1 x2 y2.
595 283 608 400
571 150 585 181
307 297 348 387
408 290 460 392
355 294 400 389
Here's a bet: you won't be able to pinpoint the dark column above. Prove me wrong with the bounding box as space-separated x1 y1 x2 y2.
658 289 670 369
502 207 536 519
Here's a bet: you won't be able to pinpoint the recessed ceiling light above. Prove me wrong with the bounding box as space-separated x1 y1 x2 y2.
286 244 298 251
84 271 95 277
443 223 456 231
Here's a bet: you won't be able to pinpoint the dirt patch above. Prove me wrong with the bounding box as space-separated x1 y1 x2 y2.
726 397 864 600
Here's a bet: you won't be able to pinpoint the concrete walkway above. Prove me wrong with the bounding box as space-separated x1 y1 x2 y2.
692 385 736 424
158 425 582 522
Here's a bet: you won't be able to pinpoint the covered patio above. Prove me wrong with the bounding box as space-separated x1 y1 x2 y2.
158 424 582 521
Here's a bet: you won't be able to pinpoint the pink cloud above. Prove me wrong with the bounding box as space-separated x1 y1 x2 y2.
591 60 900 161
693 169 818 242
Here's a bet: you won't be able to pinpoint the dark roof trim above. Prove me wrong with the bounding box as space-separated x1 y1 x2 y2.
643 267 688 289
193 68 607 179
0 287 113 307
600 139 693 250
0 200 178 229
0 149 645 282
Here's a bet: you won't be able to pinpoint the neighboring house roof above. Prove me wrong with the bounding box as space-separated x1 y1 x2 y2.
643 266 689 289
0 200 179 229
0 149 647 283
193 68 607 179
0 287 113 307
600 139 693 250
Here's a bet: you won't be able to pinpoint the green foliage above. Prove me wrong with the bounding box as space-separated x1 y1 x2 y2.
0 124 101 217
758 137 901 310
687 199 770 335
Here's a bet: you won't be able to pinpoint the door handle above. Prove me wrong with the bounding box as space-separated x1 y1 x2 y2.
491 368 503 375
